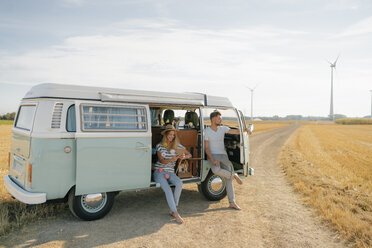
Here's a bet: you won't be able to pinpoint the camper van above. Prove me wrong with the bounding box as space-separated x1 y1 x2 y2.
4 83 253 220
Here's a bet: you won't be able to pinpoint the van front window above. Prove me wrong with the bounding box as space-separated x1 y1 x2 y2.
15 105 36 131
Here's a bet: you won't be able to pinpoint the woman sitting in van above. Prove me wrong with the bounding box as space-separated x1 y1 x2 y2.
154 124 192 224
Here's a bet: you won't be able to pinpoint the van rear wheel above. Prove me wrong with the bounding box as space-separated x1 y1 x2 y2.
198 172 227 201
68 188 115 221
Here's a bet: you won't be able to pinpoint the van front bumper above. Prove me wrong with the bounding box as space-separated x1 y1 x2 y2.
4 175 46 204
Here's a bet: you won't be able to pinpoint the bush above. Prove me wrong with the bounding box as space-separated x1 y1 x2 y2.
0 112 16 121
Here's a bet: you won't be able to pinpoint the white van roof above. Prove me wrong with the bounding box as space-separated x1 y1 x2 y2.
23 83 234 108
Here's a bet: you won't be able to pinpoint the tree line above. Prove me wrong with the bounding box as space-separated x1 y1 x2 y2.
0 112 16 120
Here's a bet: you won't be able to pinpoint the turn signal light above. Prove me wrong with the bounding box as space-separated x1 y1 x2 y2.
8 152 10 169
28 163 32 184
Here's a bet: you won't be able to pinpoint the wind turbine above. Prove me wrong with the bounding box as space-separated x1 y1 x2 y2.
246 84 259 121
327 55 339 121
370 90 372 118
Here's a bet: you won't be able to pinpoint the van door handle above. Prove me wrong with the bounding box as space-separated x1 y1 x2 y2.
136 147 149 150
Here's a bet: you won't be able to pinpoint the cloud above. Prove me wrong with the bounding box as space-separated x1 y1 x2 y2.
61 0 86 7
0 19 371 116
0 20 307 87
324 0 362 11
338 15 372 37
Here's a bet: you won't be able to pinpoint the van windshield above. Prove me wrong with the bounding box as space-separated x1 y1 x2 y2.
15 105 36 131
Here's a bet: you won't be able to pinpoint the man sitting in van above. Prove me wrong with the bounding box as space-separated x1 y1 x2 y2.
204 110 251 210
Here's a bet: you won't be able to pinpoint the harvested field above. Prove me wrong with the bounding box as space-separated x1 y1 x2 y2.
211 120 296 133
335 118 372 125
1 125 347 248
0 125 12 201
279 124 372 247
249 121 295 133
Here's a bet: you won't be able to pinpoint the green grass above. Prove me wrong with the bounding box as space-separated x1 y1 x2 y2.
0 120 13 125
335 118 372 125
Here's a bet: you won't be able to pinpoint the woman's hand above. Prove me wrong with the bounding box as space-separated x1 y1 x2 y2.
172 155 180 162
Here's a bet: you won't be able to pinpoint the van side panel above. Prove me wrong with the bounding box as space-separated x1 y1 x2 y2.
29 138 76 200
76 137 151 195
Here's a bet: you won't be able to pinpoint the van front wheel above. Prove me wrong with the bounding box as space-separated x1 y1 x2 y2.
68 189 115 221
198 172 227 201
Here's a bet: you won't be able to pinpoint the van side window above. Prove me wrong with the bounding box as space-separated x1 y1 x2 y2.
15 105 36 131
66 105 76 132
81 105 147 131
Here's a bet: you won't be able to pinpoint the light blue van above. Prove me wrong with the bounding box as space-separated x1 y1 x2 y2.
4 83 253 220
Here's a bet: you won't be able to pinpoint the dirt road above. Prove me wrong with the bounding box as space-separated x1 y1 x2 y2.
1 125 346 248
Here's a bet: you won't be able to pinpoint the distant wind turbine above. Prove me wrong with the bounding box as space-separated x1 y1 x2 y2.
246 84 259 121
370 90 372 118
327 55 340 121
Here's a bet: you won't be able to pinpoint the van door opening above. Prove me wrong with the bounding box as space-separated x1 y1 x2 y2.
149 107 202 182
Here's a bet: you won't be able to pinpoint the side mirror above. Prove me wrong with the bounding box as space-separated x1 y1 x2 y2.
248 124 254 133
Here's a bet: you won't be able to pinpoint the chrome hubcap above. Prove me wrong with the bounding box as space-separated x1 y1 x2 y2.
208 175 226 195
81 193 107 213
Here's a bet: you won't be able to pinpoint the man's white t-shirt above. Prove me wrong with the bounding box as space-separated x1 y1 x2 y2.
204 125 230 155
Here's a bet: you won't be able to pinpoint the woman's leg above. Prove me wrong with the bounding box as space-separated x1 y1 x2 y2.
168 172 183 206
154 171 177 212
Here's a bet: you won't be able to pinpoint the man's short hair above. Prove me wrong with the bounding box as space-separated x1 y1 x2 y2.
210 111 221 120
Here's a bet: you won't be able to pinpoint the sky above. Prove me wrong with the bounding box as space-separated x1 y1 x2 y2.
0 0 372 117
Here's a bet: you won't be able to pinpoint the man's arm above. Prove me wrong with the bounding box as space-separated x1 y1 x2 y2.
227 128 252 135
204 140 220 167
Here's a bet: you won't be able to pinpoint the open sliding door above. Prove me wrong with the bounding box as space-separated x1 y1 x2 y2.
237 109 249 177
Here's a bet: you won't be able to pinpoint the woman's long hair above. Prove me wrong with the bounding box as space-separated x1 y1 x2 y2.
161 130 180 151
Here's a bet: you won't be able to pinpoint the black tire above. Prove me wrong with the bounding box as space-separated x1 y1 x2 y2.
68 188 115 221
199 171 227 201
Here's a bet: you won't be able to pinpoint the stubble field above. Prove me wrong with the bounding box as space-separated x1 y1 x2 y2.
279 124 372 247
1 121 371 248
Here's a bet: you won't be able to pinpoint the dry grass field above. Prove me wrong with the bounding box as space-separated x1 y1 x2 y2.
279 124 372 248
336 118 372 125
249 120 296 133
3 120 369 246
208 119 295 133
0 125 12 201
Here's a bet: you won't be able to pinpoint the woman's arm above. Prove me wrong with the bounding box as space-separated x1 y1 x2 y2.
157 151 178 164
179 148 192 160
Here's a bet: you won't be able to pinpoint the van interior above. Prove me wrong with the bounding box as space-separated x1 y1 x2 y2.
149 107 243 182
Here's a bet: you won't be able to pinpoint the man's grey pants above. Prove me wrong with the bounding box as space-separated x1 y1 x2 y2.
209 154 235 203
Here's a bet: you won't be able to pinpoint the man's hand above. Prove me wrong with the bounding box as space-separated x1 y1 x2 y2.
212 160 220 167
